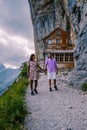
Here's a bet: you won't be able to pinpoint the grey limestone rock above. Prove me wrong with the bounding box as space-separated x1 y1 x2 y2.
28 0 87 88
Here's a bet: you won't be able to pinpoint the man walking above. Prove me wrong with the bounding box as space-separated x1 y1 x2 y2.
45 53 58 91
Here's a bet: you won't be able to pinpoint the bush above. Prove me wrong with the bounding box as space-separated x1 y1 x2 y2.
20 63 27 78
81 83 87 92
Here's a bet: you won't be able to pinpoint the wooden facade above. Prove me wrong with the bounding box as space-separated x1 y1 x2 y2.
43 27 75 69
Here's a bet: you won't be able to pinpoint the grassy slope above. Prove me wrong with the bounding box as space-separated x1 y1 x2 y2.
0 63 29 130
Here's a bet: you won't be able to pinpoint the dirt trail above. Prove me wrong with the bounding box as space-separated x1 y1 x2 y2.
24 72 87 130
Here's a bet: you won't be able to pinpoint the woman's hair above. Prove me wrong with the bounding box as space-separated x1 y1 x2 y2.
29 54 35 61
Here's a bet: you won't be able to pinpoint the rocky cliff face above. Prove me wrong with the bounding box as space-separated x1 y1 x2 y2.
28 0 87 88
28 0 71 63
65 0 87 88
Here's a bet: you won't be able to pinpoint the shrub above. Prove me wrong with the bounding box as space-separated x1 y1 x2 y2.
20 63 27 78
81 83 87 92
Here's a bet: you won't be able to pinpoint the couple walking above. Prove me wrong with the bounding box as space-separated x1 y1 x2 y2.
27 53 58 95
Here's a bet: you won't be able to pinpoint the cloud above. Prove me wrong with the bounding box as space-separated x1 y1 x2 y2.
0 29 34 68
0 0 33 40
0 0 35 68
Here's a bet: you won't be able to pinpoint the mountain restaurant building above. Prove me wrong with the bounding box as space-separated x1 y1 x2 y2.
43 27 75 69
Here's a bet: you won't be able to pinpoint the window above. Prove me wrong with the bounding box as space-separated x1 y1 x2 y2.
69 40 72 44
70 53 73 62
60 54 63 62
56 39 60 44
65 53 69 62
56 31 60 36
65 53 74 62
48 40 52 44
48 39 56 44
55 54 60 62
55 54 64 62
55 53 74 63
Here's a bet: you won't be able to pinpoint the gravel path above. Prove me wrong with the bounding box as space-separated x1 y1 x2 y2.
24 72 87 130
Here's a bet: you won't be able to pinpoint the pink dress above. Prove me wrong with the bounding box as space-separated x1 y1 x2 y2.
29 61 38 80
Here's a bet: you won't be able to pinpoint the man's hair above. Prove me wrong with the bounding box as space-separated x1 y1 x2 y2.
48 53 53 56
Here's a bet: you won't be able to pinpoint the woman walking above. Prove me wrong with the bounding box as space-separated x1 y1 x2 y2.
27 54 43 95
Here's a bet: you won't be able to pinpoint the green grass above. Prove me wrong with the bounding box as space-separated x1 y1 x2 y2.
81 83 87 92
0 63 29 130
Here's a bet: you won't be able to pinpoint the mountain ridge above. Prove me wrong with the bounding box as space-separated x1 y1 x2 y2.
0 63 20 95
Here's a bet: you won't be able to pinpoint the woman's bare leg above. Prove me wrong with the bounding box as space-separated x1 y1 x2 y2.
35 80 38 89
30 80 33 90
34 80 38 94
30 80 34 95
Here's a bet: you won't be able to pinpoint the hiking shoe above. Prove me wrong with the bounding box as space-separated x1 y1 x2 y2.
49 87 52 92
31 91 34 95
34 89 38 94
54 86 58 90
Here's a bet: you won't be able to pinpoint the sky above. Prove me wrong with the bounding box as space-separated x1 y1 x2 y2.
0 0 34 68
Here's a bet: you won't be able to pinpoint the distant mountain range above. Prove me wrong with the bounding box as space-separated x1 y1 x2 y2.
0 63 20 95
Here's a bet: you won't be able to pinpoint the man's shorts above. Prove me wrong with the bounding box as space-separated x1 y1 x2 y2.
47 72 56 79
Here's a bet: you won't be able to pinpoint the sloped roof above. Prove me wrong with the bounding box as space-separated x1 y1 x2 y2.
42 27 69 40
